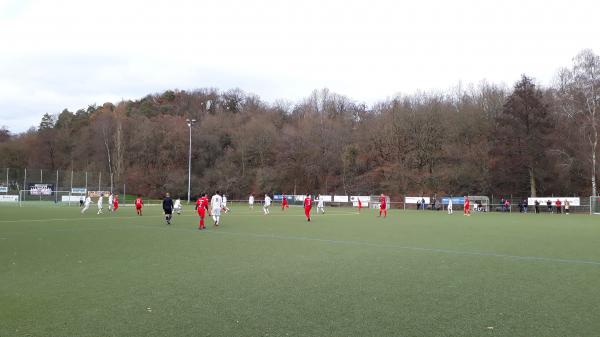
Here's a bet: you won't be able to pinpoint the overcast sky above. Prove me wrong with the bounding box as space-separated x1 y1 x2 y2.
0 0 598 132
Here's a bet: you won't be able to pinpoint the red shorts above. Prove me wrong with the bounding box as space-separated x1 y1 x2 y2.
198 209 206 218
136 204 142 210
380 204 386 210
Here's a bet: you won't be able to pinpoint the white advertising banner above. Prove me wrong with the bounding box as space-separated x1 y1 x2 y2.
333 195 349 202
405 197 431 204
317 195 332 202
29 184 53 195
0 186 8 193
0 195 19 202
293 195 306 202
88 191 111 198
528 197 580 206
62 196 84 202
350 196 370 207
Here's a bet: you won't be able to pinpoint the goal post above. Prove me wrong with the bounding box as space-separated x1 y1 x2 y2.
370 195 390 209
590 196 600 215
468 196 490 212
18 190 81 207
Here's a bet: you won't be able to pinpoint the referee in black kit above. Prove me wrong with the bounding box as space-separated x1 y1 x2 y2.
163 192 174 225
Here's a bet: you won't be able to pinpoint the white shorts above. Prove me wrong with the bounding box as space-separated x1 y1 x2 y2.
212 207 221 216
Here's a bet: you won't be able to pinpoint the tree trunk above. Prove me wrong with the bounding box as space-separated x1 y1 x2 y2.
592 138 597 196
114 118 124 188
591 105 598 196
103 129 113 193
529 167 536 197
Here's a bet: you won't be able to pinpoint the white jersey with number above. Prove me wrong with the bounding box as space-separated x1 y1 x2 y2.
97 197 103 207
85 196 91 206
249 196 254 205
222 196 227 206
174 199 181 209
264 196 271 207
318 198 324 207
108 195 113 205
211 194 222 210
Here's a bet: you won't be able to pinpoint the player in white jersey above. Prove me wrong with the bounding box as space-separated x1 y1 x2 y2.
173 198 182 215
211 191 223 226
249 194 255 209
222 195 230 213
81 195 92 214
263 194 271 215
316 194 325 214
108 193 114 212
97 194 104 214
447 198 453 214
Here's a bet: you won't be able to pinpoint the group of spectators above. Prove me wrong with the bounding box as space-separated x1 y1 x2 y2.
415 196 487 211
414 196 573 214
416 197 441 210
501 198 571 214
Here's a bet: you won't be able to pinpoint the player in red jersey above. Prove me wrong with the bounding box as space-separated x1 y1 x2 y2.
304 194 312 222
196 192 210 230
378 193 387 217
135 194 143 216
113 194 119 211
464 196 471 216
357 198 362 212
281 195 289 211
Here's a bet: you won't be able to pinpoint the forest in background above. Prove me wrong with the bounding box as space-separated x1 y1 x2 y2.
0 49 599 199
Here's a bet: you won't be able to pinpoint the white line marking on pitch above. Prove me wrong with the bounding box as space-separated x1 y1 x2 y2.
205 230 600 267
0 216 146 223
3 218 599 267
0 212 357 224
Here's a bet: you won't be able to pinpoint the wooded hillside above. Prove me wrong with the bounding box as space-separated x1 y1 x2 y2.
1 50 598 199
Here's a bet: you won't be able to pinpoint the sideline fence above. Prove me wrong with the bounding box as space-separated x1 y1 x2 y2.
0 168 594 214
0 197 594 214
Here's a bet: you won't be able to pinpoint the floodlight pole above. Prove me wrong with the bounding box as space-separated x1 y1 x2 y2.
186 119 196 204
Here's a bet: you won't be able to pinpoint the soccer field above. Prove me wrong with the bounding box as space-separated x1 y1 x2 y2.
2 205 600 337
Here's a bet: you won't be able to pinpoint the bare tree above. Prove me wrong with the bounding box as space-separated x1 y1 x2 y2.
557 49 600 196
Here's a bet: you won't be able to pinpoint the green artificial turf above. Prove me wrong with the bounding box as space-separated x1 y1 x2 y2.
1 204 600 337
